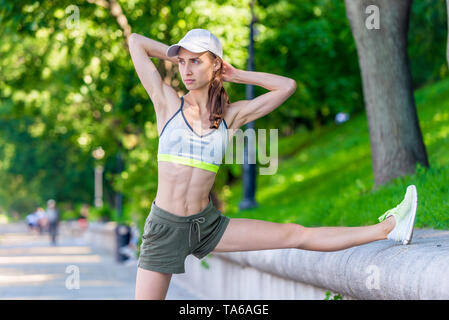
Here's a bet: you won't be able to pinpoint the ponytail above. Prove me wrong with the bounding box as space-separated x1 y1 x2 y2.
207 52 230 129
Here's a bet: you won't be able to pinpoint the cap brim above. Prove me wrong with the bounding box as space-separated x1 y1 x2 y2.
166 43 208 57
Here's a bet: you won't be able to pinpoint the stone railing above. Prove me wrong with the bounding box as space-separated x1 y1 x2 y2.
173 228 449 300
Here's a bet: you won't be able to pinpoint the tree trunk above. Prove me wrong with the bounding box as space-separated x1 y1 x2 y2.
344 0 429 187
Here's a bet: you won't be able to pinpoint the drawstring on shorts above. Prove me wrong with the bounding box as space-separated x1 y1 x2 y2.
189 217 206 247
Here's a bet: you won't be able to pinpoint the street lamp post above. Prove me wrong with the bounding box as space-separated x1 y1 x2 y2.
92 147 105 208
114 152 123 218
239 0 258 210
94 165 103 207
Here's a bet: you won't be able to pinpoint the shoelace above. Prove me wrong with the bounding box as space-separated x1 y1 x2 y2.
378 197 406 222
189 217 206 247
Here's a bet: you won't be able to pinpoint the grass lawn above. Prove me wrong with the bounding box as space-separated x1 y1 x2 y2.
220 78 449 230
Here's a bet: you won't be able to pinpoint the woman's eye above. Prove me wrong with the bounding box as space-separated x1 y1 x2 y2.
179 60 198 64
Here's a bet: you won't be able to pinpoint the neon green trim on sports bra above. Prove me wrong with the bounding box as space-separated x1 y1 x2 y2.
156 96 228 173
157 154 219 173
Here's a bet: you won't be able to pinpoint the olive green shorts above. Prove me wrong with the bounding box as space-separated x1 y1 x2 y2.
137 195 230 274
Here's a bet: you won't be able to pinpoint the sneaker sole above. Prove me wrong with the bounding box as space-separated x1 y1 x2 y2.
402 185 418 245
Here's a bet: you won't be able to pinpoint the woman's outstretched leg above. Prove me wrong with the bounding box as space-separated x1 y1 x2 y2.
295 216 395 251
213 216 395 253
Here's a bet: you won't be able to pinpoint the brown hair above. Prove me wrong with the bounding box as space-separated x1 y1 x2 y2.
207 52 230 129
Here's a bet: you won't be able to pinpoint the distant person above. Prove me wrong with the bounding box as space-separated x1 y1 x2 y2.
26 211 39 234
46 199 60 245
35 207 47 234
118 222 140 265
77 203 89 235
129 222 140 251
78 203 89 227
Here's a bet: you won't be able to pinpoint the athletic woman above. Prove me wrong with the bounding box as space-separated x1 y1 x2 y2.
128 29 418 300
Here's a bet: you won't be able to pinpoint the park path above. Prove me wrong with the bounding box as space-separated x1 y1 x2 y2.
0 222 199 300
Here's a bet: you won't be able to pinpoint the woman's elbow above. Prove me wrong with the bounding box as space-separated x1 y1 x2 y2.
128 33 141 46
287 79 296 93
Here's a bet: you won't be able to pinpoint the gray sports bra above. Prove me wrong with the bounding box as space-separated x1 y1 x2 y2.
157 96 229 173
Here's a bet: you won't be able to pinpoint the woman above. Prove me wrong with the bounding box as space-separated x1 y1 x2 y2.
128 29 418 300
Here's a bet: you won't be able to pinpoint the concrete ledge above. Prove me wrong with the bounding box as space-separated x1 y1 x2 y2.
173 228 449 299
174 253 332 299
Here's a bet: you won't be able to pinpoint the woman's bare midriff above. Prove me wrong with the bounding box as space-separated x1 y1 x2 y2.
153 161 217 216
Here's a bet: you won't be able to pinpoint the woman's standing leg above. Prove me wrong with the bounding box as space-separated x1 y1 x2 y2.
135 267 172 300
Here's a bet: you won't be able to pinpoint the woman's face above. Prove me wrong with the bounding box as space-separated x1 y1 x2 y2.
177 47 219 89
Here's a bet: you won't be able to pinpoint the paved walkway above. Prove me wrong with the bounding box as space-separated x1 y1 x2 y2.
0 223 200 300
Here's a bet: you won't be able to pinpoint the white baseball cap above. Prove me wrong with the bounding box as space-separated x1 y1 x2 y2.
166 28 223 59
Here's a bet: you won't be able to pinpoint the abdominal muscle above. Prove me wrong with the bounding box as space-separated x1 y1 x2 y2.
153 161 217 216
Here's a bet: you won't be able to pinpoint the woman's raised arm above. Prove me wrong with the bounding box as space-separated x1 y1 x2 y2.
128 33 178 116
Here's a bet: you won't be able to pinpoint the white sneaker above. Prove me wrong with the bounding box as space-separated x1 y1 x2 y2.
378 185 418 245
